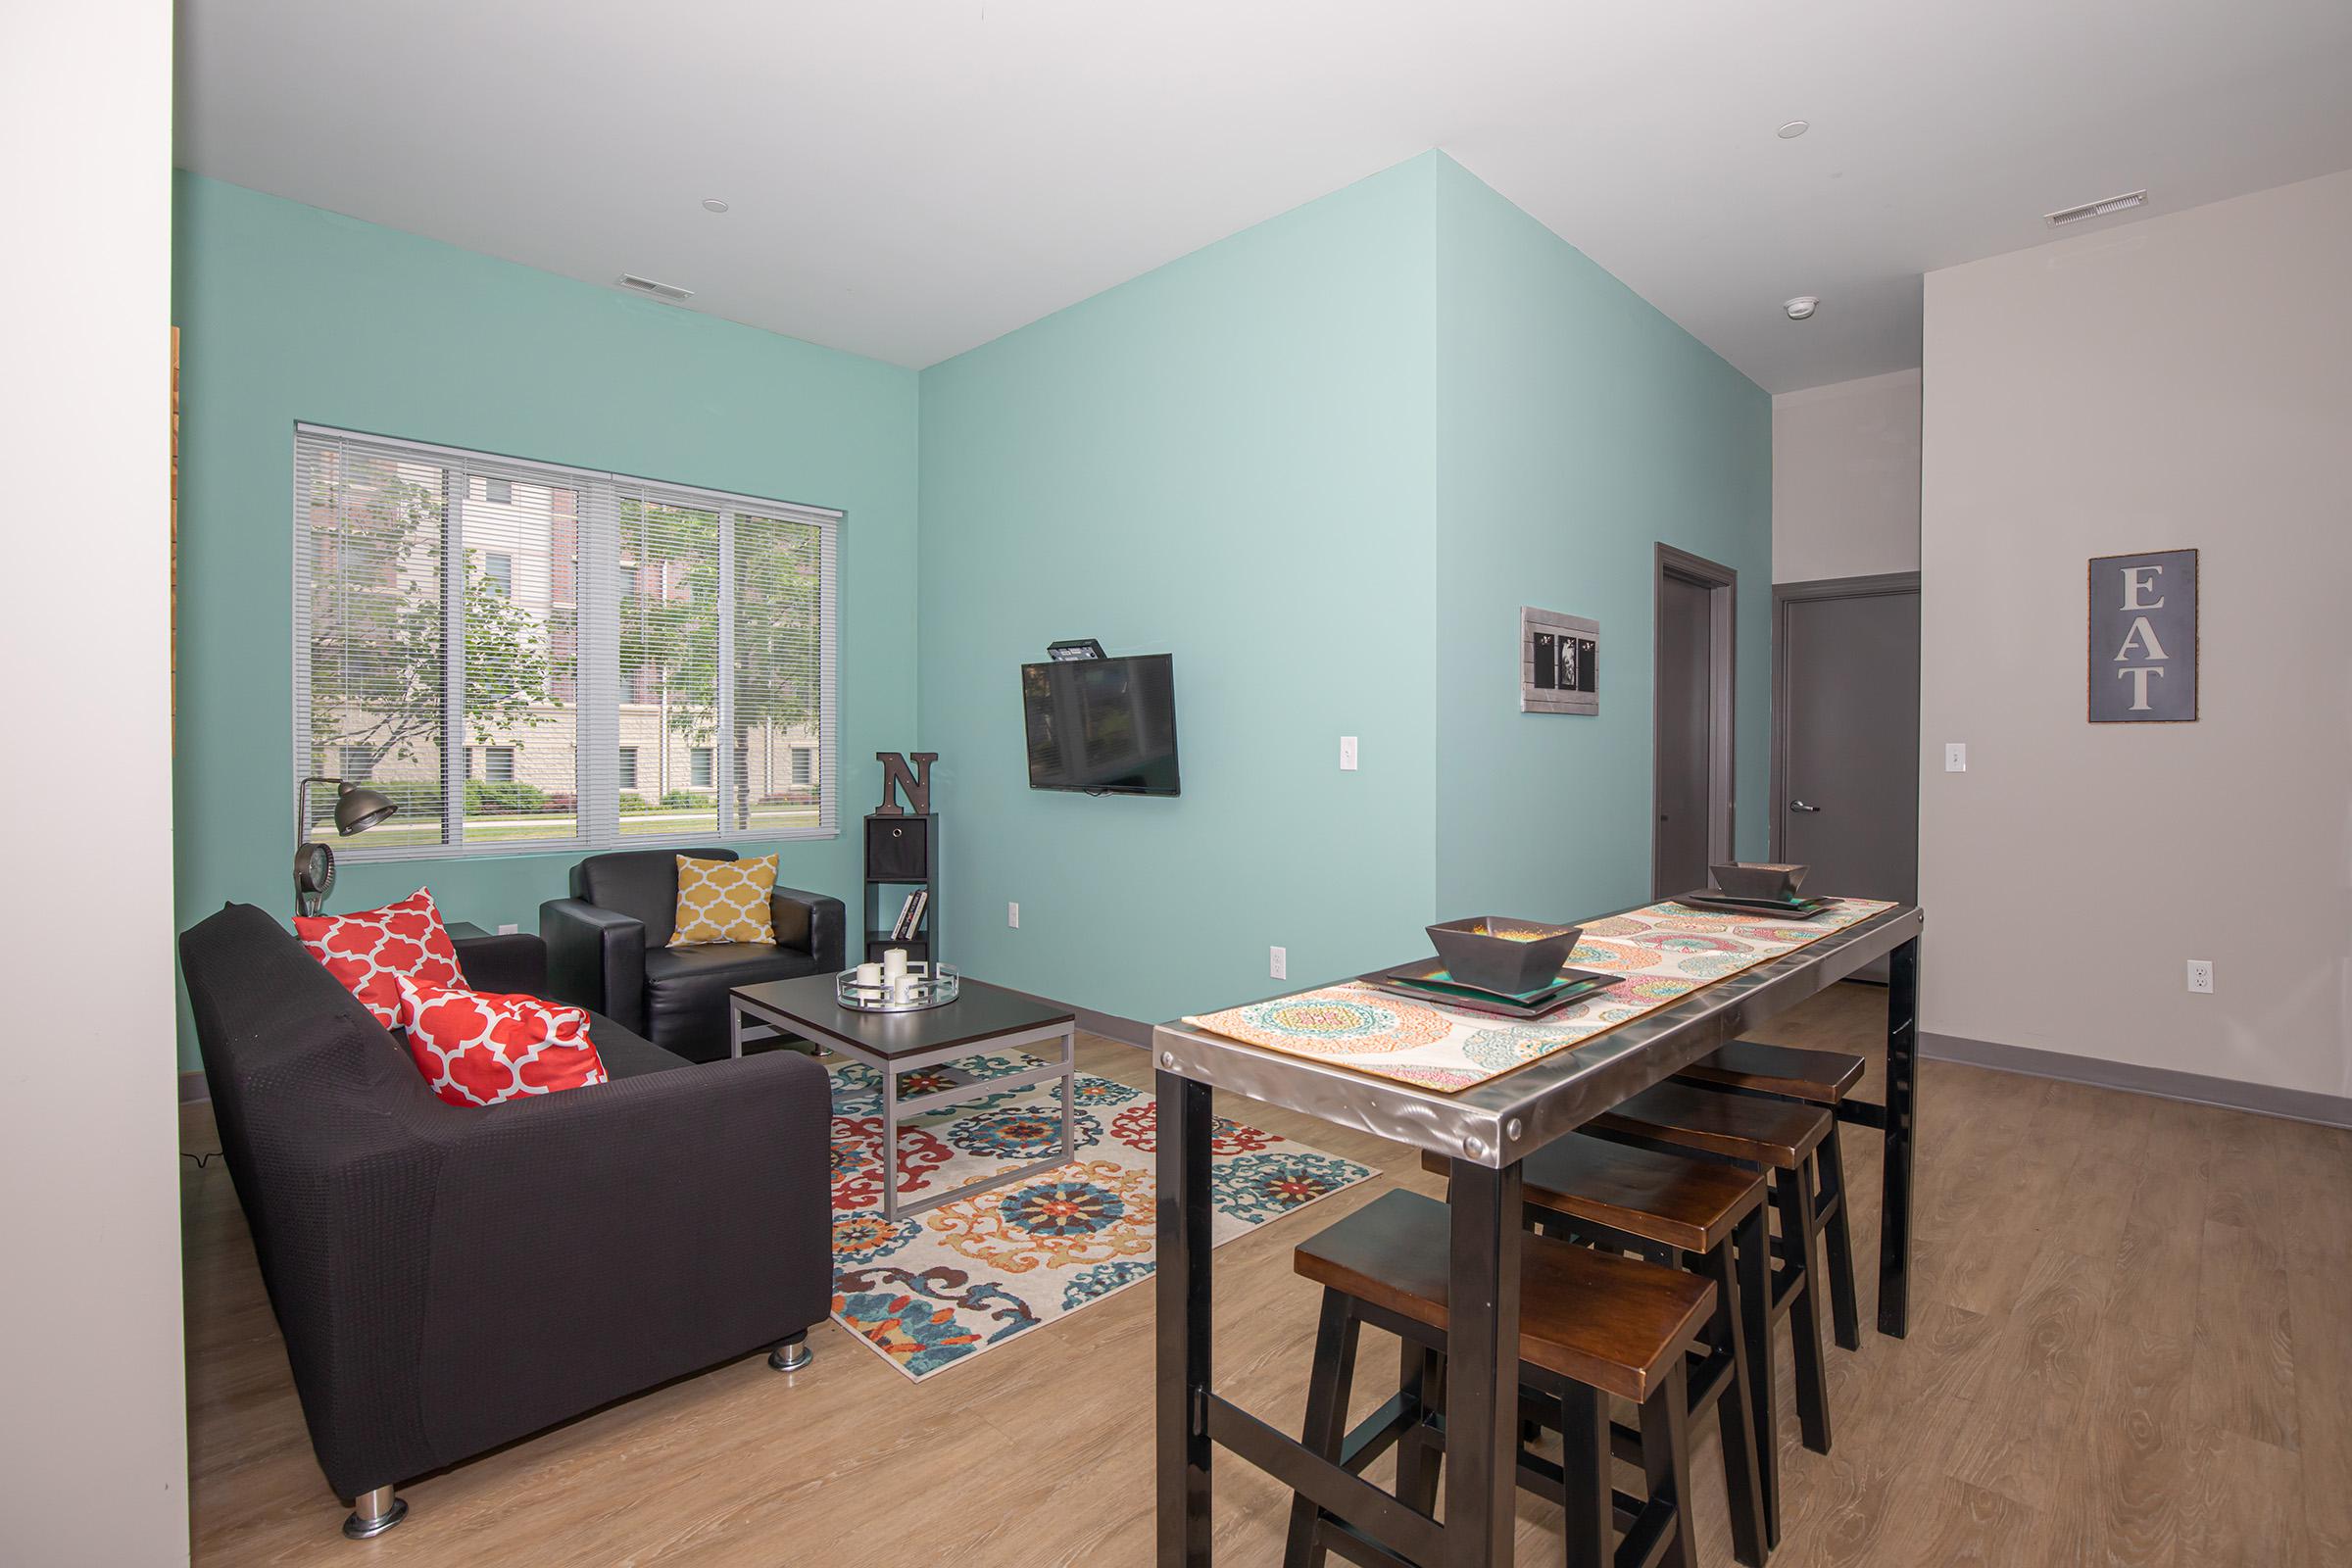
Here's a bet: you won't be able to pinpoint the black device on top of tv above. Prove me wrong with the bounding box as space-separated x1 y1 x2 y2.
1020 654 1181 797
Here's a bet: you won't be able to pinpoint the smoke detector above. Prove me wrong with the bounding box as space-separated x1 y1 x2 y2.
2044 189 2148 227
618 273 695 303
1784 296 1819 321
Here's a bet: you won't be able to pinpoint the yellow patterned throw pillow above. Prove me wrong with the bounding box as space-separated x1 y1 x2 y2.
670 855 778 947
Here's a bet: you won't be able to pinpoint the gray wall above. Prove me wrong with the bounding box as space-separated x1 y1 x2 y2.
0 0 191 1560
1919 169 2352 1101
1772 368 1921 583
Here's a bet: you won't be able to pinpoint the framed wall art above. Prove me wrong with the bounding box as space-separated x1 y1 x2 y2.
1521 607 1598 715
2087 549 2197 722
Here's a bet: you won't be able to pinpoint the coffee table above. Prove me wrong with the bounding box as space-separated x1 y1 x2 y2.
728 974 1078 1223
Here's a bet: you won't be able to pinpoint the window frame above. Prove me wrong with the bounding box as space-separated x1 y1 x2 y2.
293 423 841 861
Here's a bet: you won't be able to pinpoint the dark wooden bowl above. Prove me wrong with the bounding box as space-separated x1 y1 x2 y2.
1709 862 1810 901
1425 916 1584 997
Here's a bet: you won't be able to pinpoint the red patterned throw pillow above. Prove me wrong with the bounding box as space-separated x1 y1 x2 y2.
394 976 609 1107
295 888 466 1028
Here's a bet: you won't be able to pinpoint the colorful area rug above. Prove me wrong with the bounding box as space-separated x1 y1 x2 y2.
827 1054 1375 1381
1185 897 1896 1092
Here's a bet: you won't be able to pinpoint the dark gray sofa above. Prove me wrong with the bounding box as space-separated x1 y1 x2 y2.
177 902 832 1538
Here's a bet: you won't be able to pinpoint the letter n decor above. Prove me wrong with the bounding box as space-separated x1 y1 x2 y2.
2088 549 2197 722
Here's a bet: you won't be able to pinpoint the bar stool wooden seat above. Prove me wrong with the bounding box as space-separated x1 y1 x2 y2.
1288 1189 1716 1568
1420 1138 1774 1562
1675 1042 1867 1353
1590 1080 1841 1456
1675 1041 1864 1105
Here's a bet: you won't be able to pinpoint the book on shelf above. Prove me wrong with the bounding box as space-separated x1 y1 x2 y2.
903 889 929 940
889 892 918 942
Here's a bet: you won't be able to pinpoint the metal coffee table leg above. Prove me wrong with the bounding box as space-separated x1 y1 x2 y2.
1058 1024 1077 1163
881 1051 901 1224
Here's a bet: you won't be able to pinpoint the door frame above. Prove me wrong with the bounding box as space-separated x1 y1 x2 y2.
1652 543 1739 898
1769 570 1922 860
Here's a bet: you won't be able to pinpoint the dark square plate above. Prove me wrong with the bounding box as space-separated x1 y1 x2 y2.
1672 891 1838 919
1360 960 1624 1019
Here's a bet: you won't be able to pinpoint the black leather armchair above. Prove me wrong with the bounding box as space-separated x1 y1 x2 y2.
541 848 846 1063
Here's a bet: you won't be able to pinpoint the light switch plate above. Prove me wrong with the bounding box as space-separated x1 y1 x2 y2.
1944 743 1967 773
1007 903 1020 929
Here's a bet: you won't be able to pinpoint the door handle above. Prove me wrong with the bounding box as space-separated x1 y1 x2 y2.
1789 800 1822 812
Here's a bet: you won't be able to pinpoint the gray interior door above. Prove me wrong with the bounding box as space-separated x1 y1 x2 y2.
1778 582 1921 913
1654 572 1714 896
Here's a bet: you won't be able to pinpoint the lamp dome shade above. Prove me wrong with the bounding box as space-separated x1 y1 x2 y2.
334 783 399 836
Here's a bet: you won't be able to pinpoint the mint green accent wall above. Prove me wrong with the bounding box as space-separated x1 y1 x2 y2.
172 153 1768 1064
914 154 1770 1026
915 157 1442 1024
1432 158 1773 918
171 172 918 1069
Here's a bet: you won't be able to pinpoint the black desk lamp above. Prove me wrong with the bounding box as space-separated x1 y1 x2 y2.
294 776 400 917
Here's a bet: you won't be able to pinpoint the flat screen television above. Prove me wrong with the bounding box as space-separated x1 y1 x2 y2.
1021 654 1181 796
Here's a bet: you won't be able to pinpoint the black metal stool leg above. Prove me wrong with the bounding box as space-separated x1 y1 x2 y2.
1733 1203 1782 1547
1640 1362 1694 1568
1774 1169 1835 1454
1690 1236 1767 1568
1816 1126 1863 1351
1558 1379 1611 1568
1395 1340 1443 1516
1284 1289 1361 1568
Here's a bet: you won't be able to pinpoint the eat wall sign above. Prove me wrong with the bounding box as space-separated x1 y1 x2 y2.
2087 549 2198 723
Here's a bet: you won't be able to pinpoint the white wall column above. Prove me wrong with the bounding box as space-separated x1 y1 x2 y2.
0 1 190 1562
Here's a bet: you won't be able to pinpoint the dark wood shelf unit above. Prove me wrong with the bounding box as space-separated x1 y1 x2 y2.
862 812 938 963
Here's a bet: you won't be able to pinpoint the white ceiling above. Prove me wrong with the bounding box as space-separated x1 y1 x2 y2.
175 0 2352 393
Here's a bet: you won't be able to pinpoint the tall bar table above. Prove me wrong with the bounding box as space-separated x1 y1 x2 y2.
1152 901 1922 1568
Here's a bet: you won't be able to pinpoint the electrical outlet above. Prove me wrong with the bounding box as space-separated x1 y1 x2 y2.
497 922 519 936
1944 743 1968 773
1339 736 1359 771
2186 958 2213 994
1270 946 1288 981
1007 902 1020 930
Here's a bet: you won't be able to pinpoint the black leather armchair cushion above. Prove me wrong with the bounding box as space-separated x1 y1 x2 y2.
641 942 830 1063
542 848 846 1064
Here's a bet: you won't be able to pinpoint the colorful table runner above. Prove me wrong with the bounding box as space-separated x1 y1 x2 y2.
1183 898 1896 1093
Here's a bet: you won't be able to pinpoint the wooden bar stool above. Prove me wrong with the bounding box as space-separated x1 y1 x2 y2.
1589 1080 1840 1458
1676 1042 1866 1351
1287 1189 1715 1568
1421 1138 1774 1563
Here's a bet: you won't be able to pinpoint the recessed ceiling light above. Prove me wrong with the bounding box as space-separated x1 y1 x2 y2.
1777 120 1810 139
701 198 730 214
1784 296 1819 321
2043 188 2147 227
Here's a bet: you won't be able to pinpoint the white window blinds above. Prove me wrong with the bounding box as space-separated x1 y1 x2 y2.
293 424 839 858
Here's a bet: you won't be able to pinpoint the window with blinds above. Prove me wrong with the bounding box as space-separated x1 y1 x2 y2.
294 425 839 858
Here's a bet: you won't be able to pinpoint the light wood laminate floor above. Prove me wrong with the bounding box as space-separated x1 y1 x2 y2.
180 984 2352 1566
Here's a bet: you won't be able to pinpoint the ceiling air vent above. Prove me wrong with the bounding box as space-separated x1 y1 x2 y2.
2044 189 2148 227
618 273 695 303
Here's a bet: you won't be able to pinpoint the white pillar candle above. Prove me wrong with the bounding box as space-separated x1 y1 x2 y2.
893 974 920 1005
883 948 909 978
855 962 883 989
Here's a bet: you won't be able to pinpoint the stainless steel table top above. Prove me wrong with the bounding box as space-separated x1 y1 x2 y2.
1151 901 1923 1168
